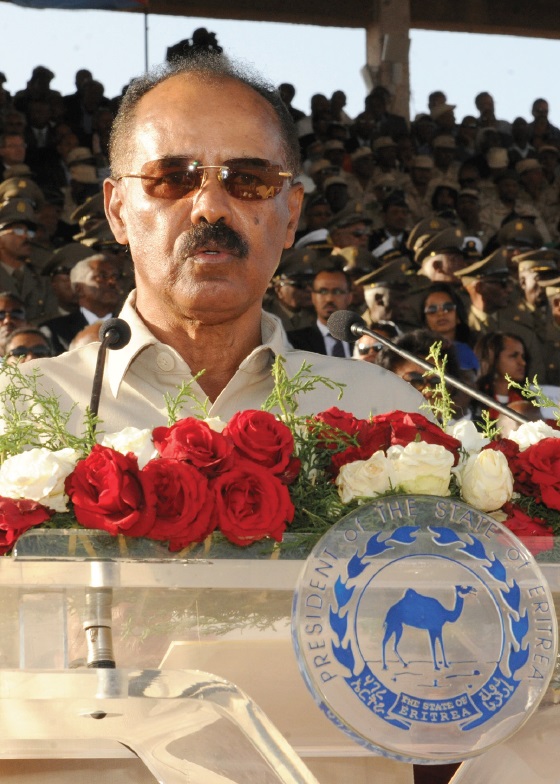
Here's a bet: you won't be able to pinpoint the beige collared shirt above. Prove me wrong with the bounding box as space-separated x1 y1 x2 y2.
5 291 424 436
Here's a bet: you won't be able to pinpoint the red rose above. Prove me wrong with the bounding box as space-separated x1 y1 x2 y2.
517 438 560 511
314 407 390 474
375 411 462 463
502 502 554 555
66 445 156 537
212 459 294 546
224 410 294 475
153 418 233 476
0 497 51 555
141 458 216 550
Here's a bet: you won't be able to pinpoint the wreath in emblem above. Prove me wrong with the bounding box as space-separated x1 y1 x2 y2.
329 526 529 731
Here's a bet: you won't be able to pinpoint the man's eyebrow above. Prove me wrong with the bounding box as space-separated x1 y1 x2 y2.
226 157 273 167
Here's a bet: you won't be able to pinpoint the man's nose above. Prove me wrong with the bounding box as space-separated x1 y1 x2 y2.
190 169 234 226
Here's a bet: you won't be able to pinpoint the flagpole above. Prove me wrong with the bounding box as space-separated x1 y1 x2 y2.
144 6 149 72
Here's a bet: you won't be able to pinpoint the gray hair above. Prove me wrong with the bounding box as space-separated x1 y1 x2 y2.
109 52 300 179
70 254 105 289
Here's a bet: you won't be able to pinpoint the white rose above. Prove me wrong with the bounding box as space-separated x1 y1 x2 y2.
203 416 227 433
335 450 393 504
508 421 560 451
447 419 490 455
0 447 79 513
387 442 454 496
101 427 157 469
455 449 513 512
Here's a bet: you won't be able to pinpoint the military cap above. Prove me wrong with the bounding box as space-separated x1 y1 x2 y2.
496 218 543 249
329 201 373 229
79 220 119 248
373 173 398 191
516 158 542 175
323 140 345 152
0 177 45 210
372 136 397 152
411 155 434 169
309 158 334 176
537 145 559 156
332 246 374 276
458 188 480 201
69 164 99 185
430 104 456 121
462 236 483 260
540 275 560 298
41 242 96 276
406 216 451 252
323 175 348 190
515 248 560 274
486 147 509 169
32 65 54 80
70 192 105 225
455 248 510 280
66 147 95 166
275 249 318 280
293 228 330 249
2 164 33 180
414 226 465 265
0 199 37 230
355 256 414 288
432 134 456 149
351 146 374 162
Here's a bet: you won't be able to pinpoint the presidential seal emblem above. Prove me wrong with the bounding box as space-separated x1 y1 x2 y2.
292 495 557 763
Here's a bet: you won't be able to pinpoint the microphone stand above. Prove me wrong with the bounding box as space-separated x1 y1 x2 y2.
328 311 531 426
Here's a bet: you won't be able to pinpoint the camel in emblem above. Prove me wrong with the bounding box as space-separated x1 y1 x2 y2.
381 585 476 671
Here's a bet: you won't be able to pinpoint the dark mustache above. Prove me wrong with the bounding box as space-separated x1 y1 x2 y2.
179 222 249 258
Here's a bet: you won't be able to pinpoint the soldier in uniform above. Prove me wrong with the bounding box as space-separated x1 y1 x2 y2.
538 276 560 384
456 248 546 382
264 250 316 333
0 199 58 323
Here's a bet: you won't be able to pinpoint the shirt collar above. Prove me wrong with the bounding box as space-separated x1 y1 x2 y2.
106 292 290 397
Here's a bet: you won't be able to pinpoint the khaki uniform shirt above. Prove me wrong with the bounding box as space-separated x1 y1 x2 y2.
0 260 59 324
5 291 425 436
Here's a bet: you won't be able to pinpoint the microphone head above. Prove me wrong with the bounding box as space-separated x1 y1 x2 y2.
326 310 365 343
98 318 132 350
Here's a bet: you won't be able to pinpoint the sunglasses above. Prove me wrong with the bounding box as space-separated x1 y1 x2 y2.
357 343 383 355
403 372 439 390
424 302 457 315
117 157 293 201
0 309 25 321
7 344 51 359
2 227 35 239
280 280 312 290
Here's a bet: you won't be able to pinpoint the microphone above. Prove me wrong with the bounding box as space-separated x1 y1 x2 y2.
327 310 531 425
89 318 132 421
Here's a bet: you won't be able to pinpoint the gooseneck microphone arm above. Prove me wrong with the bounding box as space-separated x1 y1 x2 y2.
89 318 132 425
327 310 531 426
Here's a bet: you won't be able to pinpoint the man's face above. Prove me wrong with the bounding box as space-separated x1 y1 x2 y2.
426 251 466 284
477 93 494 118
275 278 312 310
311 270 352 325
497 178 518 203
76 258 122 312
0 134 26 165
478 276 511 311
0 296 26 347
411 166 432 187
533 101 549 120
0 223 34 262
306 202 333 231
384 205 409 233
550 294 560 325
105 74 303 329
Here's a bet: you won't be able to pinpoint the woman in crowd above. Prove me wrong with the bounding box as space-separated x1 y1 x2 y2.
474 331 528 421
420 283 479 380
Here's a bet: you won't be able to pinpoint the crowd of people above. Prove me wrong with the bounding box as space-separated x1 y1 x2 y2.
0 52 559 429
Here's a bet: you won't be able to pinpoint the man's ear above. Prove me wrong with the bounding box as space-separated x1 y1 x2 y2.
104 179 128 245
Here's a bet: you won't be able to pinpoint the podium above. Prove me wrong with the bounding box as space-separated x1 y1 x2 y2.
0 530 412 784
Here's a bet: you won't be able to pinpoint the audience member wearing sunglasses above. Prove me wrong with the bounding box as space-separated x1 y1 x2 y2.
352 320 400 363
4 327 53 365
420 282 479 380
0 53 424 438
378 328 474 423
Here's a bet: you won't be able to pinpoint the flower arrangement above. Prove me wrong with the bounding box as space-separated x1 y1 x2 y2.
0 356 559 557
